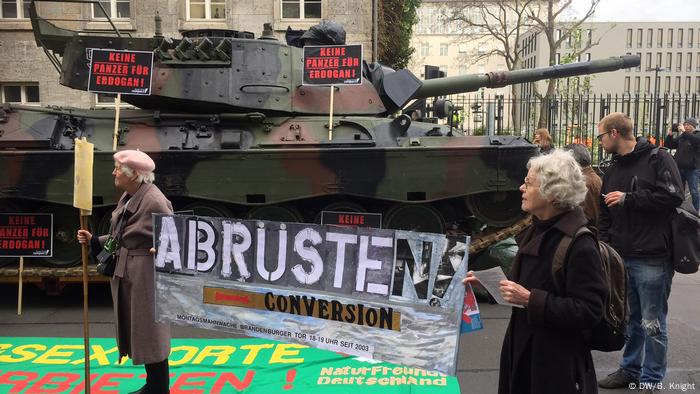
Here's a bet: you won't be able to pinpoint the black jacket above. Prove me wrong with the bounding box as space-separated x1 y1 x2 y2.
664 130 700 169
499 208 606 394
599 140 683 258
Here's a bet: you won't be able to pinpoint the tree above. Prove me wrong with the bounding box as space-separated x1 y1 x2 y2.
440 0 538 133
528 0 600 128
379 0 421 69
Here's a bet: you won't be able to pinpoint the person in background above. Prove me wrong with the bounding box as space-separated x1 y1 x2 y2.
77 150 173 394
565 143 602 228
533 128 554 154
466 150 607 394
664 117 700 211
597 113 683 394
646 134 657 146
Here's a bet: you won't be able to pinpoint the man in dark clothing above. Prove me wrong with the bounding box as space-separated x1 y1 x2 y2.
596 112 683 394
565 143 602 227
664 117 700 211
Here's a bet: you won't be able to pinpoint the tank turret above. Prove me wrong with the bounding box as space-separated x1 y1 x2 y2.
29 2 639 116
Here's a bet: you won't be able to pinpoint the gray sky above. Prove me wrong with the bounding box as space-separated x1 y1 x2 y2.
567 0 700 21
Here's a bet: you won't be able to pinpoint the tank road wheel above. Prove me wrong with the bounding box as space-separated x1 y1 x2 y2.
247 205 304 223
39 204 81 266
180 202 233 219
383 204 446 234
465 191 525 228
94 209 115 238
313 201 366 224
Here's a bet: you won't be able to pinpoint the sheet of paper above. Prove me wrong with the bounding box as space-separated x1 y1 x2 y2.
472 267 524 308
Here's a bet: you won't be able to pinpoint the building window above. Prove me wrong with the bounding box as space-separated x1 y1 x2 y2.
697 52 700 71
666 52 672 71
686 76 691 94
585 53 591 61
92 0 130 19
696 77 700 93
1 83 39 104
647 29 653 48
626 29 632 48
656 52 662 67
420 43 429 57
1 0 29 18
657 29 663 48
187 0 225 19
555 53 560 65
440 43 448 57
646 52 652 69
637 29 643 48
624 76 630 93
667 28 673 47
675 76 681 92
678 28 684 48
281 0 321 19
688 52 692 72
676 52 682 72
458 44 467 53
664 76 671 93
586 29 592 46
636 52 641 71
634 76 640 93
644 76 650 93
688 29 694 48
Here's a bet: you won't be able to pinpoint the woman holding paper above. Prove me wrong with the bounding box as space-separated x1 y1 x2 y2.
465 149 607 394
77 150 172 394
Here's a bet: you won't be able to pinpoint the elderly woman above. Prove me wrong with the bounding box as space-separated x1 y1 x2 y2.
533 128 554 154
77 150 172 394
466 150 607 394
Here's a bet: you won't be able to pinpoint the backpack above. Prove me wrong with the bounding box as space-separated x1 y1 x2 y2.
552 227 629 352
648 147 700 274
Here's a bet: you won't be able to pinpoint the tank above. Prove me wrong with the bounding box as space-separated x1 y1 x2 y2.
0 2 640 266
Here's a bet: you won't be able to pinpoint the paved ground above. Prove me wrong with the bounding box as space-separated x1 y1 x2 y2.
1 270 698 393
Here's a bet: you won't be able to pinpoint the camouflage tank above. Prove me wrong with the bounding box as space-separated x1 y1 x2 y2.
0 2 640 266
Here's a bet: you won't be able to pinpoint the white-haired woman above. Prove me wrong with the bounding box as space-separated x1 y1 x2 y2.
466 150 607 394
77 150 173 394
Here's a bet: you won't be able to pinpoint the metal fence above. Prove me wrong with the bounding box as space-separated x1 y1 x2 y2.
444 93 700 163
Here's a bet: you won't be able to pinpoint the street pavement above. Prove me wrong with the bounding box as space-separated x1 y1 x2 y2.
0 270 698 393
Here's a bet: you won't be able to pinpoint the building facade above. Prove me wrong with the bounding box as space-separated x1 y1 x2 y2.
0 0 372 108
519 21 700 95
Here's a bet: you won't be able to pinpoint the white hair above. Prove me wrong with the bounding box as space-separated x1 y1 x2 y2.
119 163 155 184
527 149 587 211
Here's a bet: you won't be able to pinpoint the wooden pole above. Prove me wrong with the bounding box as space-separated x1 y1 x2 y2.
112 93 121 151
79 211 91 393
328 85 334 140
17 256 23 315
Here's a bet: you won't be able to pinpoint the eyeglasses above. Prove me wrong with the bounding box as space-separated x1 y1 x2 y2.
596 130 613 141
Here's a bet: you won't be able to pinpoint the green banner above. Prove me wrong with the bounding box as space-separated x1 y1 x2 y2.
0 337 460 393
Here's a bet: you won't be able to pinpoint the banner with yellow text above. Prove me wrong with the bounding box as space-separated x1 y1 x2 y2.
0 337 459 393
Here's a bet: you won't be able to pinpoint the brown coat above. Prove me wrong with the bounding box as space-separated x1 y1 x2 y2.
499 208 607 394
581 166 602 228
100 183 173 365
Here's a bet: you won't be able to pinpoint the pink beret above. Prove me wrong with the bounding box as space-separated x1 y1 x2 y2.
113 150 155 173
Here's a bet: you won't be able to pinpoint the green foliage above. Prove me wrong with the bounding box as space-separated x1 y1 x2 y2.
379 0 421 69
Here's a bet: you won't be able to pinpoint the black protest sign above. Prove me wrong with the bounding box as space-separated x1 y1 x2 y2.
303 44 363 85
0 214 52 257
88 49 153 95
321 211 382 228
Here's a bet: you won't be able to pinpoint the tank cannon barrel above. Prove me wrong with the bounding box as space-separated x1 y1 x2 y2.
413 55 640 100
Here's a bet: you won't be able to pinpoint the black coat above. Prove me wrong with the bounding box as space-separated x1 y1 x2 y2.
598 140 683 258
499 208 607 394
